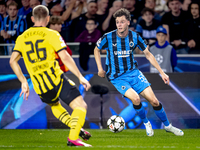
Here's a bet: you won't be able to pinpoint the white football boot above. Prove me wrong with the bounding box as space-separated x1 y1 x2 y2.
164 124 184 136
144 121 154 136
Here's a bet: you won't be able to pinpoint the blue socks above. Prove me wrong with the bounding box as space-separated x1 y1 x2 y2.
133 103 149 124
133 102 170 126
153 103 170 126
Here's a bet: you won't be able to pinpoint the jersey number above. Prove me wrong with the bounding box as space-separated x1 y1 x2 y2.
25 40 46 63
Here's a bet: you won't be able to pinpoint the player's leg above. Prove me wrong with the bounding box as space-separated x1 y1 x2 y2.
140 86 184 136
49 101 72 127
39 84 73 128
49 98 91 141
58 75 91 146
111 74 153 136
124 88 154 136
124 88 149 124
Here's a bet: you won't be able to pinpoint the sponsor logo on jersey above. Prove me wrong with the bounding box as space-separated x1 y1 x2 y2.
114 50 132 57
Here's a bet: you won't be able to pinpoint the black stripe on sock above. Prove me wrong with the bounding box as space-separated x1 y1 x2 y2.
65 118 71 125
58 112 67 120
60 113 69 122
153 103 162 110
133 102 142 109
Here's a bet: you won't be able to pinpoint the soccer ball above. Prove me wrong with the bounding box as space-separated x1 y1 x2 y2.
107 115 125 133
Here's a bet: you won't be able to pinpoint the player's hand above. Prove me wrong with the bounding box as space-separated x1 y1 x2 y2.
161 73 170 85
79 76 91 91
20 82 30 100
98 70 106 78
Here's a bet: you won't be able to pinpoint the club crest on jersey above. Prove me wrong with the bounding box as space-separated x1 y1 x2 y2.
129 41 134 47
121 86 126 90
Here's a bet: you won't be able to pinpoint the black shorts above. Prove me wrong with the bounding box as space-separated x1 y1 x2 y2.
38 74 81 105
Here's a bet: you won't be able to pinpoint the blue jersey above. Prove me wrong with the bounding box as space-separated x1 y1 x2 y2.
96 29 147 80
2 16 27 44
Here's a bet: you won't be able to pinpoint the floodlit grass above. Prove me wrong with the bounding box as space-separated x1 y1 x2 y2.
0 129 199 149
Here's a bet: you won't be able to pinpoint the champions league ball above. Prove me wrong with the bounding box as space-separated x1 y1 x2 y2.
107 115 125 133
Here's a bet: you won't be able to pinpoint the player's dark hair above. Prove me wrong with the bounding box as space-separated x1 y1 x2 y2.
141 7 155 16
113 8 131 21
32 5 49 21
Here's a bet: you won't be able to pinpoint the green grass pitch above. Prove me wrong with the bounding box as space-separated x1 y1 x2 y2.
0 129 199 149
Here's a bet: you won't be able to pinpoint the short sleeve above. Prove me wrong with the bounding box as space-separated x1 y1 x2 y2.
96 34 108 50
13 35 22 54
137 34 147 51
49 30 67 53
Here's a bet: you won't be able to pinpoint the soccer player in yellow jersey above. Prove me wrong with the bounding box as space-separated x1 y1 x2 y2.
9 5 92 147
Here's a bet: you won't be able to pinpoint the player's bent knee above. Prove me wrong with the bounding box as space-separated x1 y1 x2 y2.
133 95 141 105
69 96 87 110
150 99 159 107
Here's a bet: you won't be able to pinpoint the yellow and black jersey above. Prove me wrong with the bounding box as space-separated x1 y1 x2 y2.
14 27 67 94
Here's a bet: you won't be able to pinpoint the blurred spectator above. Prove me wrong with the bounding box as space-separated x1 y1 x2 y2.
50 1 63 16
26 0 41 28
102 0 122 32
0 14 5 55
138 0 162 23
18 0 32 19
97 0 108 15
75 18 101 71
6 0 14 7
96 0 109 34
61 0 84 21
42 0 53 9
49 16 73 72
69 0 98 41
60 0 84 42
155 0 169 14
0 1 26 55
162 0 190 54
150 26 177 73
183 1 200 54
136 8 161 46
181 0 191 11
123 0 141 31
0 1 7 20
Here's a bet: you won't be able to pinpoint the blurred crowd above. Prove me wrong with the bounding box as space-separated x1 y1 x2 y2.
0 0 200 56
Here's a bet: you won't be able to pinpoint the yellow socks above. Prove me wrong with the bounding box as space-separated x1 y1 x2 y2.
51 104 86 140
69 107 86 140
51 103 71 127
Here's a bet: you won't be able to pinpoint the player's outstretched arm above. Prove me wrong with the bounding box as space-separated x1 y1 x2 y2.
58 50 91 91
94 46 106 78
143 48 170 85
10 51 30 100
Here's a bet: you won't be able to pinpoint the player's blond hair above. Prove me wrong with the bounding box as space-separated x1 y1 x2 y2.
32 5 49 21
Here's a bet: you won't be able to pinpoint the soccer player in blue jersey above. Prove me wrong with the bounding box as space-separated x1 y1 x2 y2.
94 8 184 136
